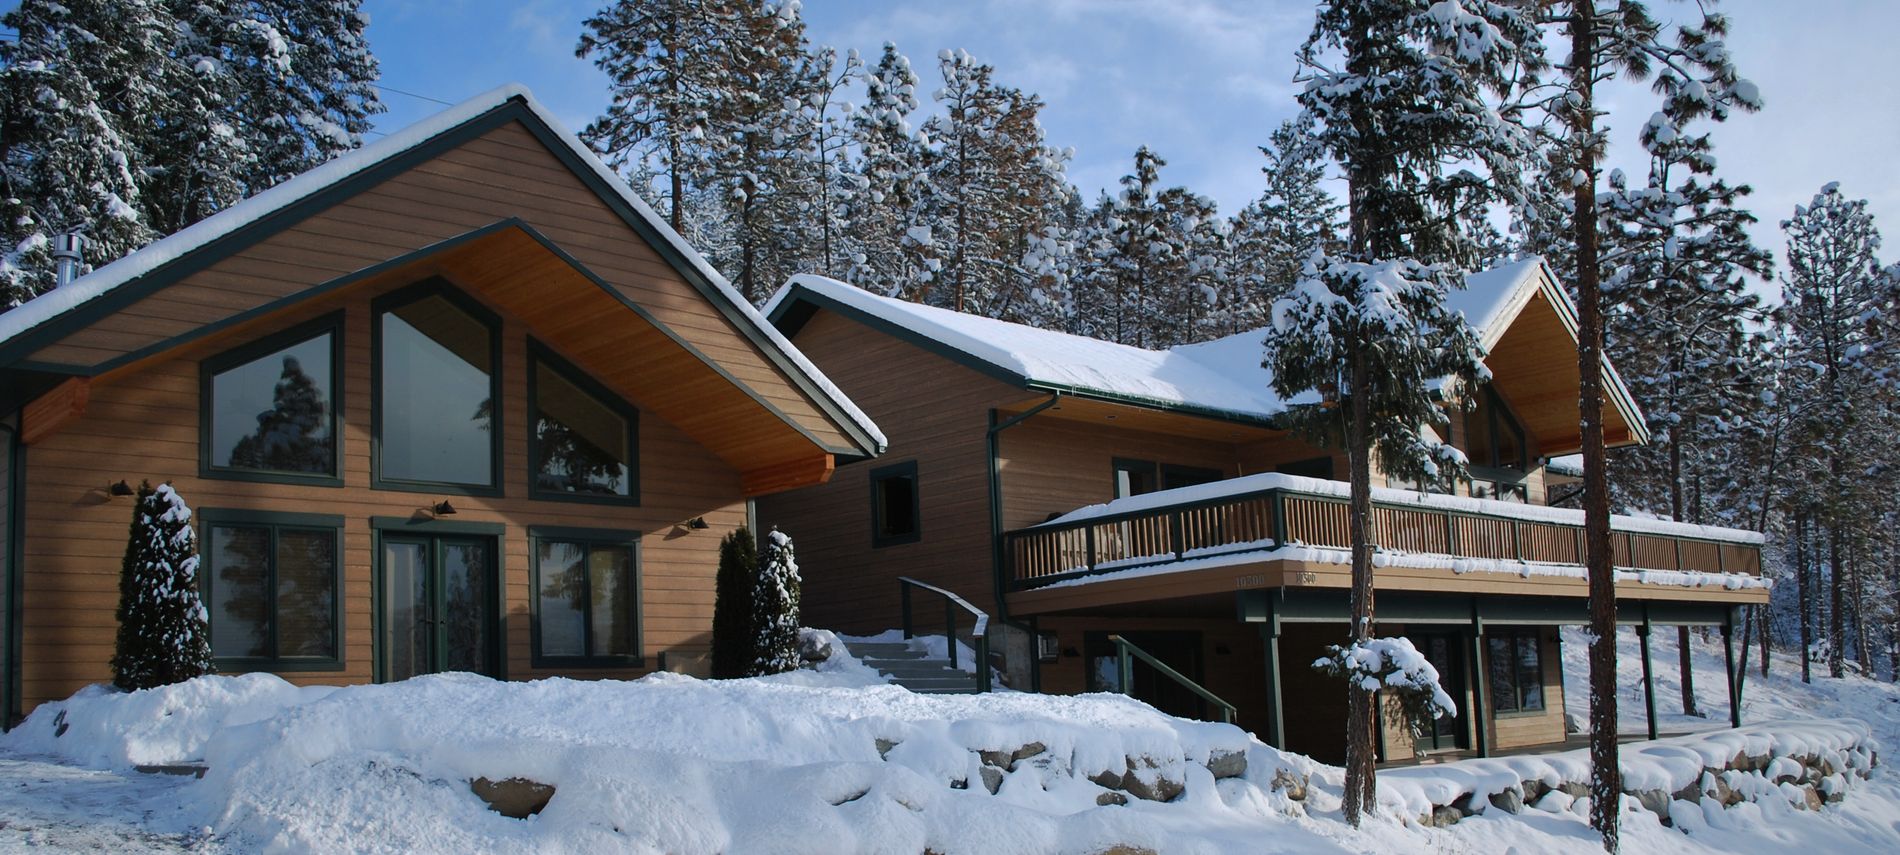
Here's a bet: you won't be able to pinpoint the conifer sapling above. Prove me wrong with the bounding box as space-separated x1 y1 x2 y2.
750 528 803 676
111 482 214 691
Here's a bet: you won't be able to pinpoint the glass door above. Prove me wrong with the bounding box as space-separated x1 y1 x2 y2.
381 534 498 682
1417 633 1468 752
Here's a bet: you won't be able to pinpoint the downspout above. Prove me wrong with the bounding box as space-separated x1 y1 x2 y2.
987 392 1061 689
0 418 19 730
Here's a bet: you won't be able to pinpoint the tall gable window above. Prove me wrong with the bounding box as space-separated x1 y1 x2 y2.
201 313 342 484
374 281 502 494
529 343 638 504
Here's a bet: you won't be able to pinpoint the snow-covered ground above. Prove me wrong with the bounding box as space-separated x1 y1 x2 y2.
0 627 1896 853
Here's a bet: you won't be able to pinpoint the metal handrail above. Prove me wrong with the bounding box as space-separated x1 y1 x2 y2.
898 576 991 693
1108 634 1236 724
1005 483 1762 587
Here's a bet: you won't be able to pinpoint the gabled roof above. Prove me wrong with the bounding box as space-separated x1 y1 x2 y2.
0 84 884 454
766 259 1648 447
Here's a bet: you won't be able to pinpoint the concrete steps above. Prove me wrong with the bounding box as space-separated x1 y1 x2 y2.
843 640 982 694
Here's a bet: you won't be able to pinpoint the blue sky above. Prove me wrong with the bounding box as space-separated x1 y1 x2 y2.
368 1 1896 297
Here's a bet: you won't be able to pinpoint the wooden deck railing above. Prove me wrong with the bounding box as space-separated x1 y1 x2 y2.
1004 485 1764 589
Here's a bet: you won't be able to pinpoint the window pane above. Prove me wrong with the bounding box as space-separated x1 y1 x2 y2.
275 529 337 658
588 546 635 656
1114 462 1157 498
209 526 270 658
878 476 916 537
1487 636 1515 713
1517 636 1544 711
534 363 631 497
537 541 586 658
440 541 491 673
380 295 493 485
210 333 334 475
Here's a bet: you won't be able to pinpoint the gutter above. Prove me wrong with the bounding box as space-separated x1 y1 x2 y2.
0 418 18 729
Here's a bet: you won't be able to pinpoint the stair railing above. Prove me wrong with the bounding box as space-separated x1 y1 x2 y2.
898 576 992 693
1107 634 1236 724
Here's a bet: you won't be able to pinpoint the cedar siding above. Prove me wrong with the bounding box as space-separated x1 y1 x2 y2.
16 275 743 710
756 309 1023 633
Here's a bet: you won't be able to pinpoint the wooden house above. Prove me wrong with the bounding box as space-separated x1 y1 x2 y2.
0 86 884 725
758 261 1767 763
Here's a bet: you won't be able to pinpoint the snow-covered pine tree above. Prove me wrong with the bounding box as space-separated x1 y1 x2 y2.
579 0 731 233
1524 3 1761 848
913 49 1071 321
845 42 930 296
111 482 213 691
787 45 863 280
0 0 168 303
711 526 758 679
1779 183 1895 681
749 528 802 676
1227 118 1341 331
1287 0 1539 826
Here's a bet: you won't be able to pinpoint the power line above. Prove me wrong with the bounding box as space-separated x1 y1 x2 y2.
374 83 453 107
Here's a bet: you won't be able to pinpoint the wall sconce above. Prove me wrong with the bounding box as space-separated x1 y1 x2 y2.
431 500 457 516
685 516 709 530
108 480 135 498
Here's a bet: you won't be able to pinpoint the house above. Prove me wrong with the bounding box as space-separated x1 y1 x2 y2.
757 260 1768 764
0 85 885 726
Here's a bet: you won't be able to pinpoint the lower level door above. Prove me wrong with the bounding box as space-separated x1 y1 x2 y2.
382 535 498 682
1417 633 1468 752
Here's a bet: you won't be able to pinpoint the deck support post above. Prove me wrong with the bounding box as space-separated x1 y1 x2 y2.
1258 603 1285 749
1468 600 1490 758
1639 605 1658 741
1723 611 1741 729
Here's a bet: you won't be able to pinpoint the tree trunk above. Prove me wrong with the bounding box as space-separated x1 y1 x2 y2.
1759 603 1770 679
1342 336 1377 827
1829 519 1845 678
1678 626 1699 716
1797 510 1811 684
1568 8 1619 851
1669 432 1698 716
1851 537 1869 667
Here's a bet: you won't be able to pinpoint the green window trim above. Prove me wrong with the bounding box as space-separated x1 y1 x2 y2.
870 460 921 548
198 311 346 487
370 278 506 498
1486 629 1547 715
528 525 644 668
198 508 346 672
526 340 640 506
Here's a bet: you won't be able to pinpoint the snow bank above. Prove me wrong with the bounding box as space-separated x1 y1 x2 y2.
1 651 1316 853
1 673 333 768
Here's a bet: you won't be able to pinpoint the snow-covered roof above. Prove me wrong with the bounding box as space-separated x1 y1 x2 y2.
0 84 885 451
766 259 1585 426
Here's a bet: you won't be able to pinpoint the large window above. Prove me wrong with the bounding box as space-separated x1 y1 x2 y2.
529 343 638 504
1487 630 1546 714
201 510 343 670
871 460 920 547
1113 459 1224 498
201 314 341 484
374 281 501 494
530 527 641 666
1467 387 1528 472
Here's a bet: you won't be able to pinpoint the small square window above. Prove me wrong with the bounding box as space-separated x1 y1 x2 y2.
871 461 920 547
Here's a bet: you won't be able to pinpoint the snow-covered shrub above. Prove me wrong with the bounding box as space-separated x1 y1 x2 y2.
1312 637 1457 742
750 528 802 675
111 482 213 691
711 527 758 679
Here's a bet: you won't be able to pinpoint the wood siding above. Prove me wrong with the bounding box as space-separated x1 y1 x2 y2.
755 310 1024 633
15 277 745 713
25 120 857 456
997 417 1242 532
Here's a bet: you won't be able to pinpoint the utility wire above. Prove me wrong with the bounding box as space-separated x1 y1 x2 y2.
374 83 454 107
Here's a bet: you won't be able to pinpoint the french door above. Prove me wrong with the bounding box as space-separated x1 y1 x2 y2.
380 534 499 681
1416 633 1469 752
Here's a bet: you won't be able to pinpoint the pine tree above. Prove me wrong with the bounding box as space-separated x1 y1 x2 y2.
0 0 168 303
1 0 379 304
1526 3 1760 848
1228 118 1340 330
845 42 930 296
1780 183 1894 681
228 353 334 474
579 0 730 232
750 528 802 676
111 482 213 691
1289 0 1540 826
711 527 757 679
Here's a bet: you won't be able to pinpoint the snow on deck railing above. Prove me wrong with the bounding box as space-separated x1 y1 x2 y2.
1004 473 1765 590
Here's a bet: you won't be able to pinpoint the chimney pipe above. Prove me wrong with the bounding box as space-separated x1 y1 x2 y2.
52 232 85 288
